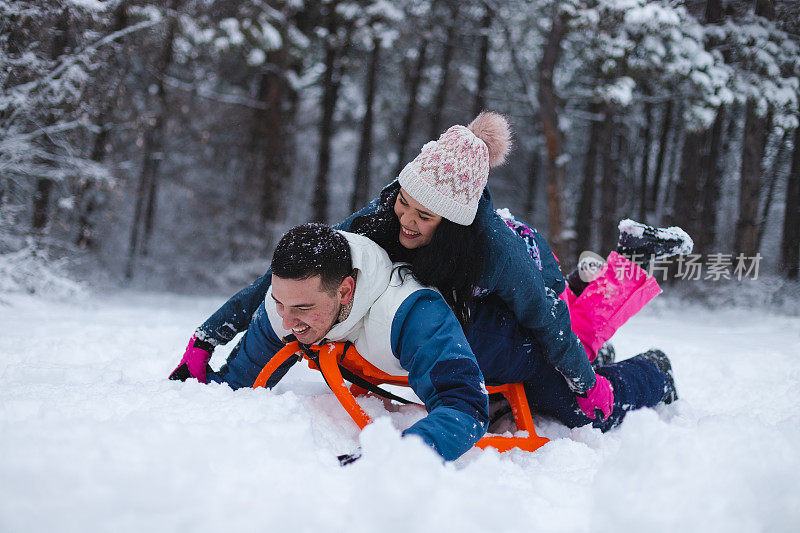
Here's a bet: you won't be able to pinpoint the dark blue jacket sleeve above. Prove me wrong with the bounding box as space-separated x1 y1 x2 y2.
479 205 596 394
207 302 294 390
197 271 272 347
195 197 383 347
333 197 382 232
391 291 489 461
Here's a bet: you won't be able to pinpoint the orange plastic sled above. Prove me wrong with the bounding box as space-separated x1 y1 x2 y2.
253 341 549 453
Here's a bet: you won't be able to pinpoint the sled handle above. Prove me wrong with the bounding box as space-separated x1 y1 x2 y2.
252 341 302 389
316 343 372 429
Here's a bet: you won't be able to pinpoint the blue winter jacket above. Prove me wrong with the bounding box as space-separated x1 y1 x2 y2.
197 186 595 393
469 189 594 392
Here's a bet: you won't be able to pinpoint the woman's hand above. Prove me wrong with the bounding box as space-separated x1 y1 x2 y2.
575 375 614 421
169 334 212 383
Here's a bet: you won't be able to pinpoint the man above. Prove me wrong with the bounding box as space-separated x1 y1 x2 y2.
175 223 489 461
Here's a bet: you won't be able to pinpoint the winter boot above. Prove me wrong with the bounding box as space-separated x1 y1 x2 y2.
487 393 514 433
592 342 616 369
637 349 678 404
567 252 607 297
617 219 694 270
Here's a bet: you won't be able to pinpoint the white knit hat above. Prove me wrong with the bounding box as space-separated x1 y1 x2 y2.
397 112 512 225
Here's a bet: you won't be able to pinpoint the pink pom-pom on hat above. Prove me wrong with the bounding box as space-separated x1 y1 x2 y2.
398 111 512 225
468 111 512 167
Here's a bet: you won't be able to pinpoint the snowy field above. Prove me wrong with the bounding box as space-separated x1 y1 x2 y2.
1 290 799 533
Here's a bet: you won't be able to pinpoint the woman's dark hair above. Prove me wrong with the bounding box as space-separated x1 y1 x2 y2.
349 181 484 329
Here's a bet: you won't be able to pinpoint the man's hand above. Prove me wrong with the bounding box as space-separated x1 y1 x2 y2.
169 334 213 383
576 375 614 421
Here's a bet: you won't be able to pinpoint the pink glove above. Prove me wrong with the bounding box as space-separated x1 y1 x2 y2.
576 375 614 421
169 334 212 383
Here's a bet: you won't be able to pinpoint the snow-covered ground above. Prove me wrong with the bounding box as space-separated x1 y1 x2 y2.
1 291 799 532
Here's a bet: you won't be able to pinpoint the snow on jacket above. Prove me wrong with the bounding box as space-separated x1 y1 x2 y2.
198 185 595 394
207 231 489 461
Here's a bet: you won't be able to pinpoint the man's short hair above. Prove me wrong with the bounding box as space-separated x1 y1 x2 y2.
271 223 353 293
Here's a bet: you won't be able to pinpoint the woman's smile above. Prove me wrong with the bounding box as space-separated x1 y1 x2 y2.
400 225 422 238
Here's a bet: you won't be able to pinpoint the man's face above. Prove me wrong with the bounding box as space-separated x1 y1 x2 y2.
271 274 353 345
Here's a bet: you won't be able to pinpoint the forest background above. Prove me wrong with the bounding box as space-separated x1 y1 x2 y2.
2 0 799 302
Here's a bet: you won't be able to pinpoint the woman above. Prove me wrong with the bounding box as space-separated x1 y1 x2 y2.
173 112 689 430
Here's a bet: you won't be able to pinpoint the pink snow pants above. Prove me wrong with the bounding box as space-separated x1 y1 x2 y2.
560 252 662 362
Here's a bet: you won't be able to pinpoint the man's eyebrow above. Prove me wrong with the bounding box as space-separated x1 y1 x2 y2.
271 294 314 308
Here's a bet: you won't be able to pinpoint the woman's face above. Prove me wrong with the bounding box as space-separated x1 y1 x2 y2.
394 187 443 249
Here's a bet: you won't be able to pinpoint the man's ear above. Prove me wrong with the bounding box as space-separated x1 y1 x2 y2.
338 275 355 305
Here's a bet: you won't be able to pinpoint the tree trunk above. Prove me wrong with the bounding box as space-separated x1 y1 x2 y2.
696 106 726 253
618 120 636 217
76 1 130 248
312 1 349 223
141 117 166 256
31 179 55 232
246 43 295 223
734 0 777 256
638 99 654 221
754 0 775 19
575 102 602 259
259 58 290 222
428 1 459 139
599 107 618 254
781 125 800 278
125 2 180 277
734 99 769 257
351 36 380 212
473 6 492 116
671 129 704 240
688 0 726 252
537 2 569 258
756 130 790 249
649 99 673 213
525 149 540 220
394 1 439 177
705 0 723 23
311 45 336 222
31 7 73 234
74 180 99 248
394 39 428 177
125 139 154 279
662 102 685 223
77 114 113 249
141 4 182 256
